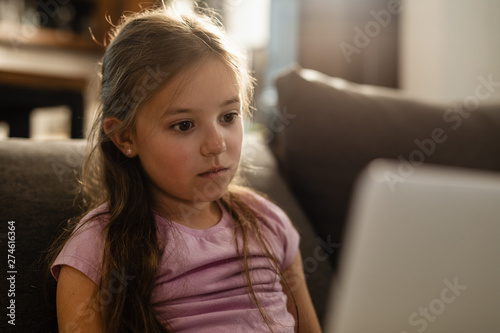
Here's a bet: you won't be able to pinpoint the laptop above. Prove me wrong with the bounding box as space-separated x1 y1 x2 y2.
324 159 500 333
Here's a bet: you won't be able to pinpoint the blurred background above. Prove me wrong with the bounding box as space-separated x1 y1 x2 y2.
0 0 499 139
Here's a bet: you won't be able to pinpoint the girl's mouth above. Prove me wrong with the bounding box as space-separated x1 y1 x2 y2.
198 167 229 179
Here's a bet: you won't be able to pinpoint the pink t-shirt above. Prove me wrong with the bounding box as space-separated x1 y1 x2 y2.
51 192 300 332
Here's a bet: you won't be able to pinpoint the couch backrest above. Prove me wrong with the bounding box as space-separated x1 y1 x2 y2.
0 139 86 332
273 66 500 268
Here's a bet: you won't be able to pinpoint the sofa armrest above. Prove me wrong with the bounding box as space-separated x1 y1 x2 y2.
0 138 86 332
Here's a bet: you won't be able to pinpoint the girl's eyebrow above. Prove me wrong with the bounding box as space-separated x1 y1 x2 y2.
161 96 241 117
221 96 241 107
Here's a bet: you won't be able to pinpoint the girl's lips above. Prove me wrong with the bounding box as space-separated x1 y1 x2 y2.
198 168 229 179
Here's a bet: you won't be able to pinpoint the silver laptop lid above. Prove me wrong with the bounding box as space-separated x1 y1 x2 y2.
325 159 500 333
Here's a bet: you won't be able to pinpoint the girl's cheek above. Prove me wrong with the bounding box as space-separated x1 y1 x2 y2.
232 143 243 163
168 145 191 165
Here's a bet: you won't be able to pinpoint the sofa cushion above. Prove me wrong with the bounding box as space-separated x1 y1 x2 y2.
0 139 86 332
273 65 500 267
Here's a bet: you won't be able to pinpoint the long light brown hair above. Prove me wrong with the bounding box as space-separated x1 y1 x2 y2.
48 4 297 332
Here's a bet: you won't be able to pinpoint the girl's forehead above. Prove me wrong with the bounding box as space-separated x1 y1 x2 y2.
153 60 240 104
175 59 238 90
140 59 241 115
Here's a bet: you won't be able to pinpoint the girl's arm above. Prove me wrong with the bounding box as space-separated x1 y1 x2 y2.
56 265 103 333
282 252 322 333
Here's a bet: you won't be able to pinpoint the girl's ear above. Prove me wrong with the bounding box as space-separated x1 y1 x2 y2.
103 117 137 158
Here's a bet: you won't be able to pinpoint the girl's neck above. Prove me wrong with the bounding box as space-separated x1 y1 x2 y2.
155 199 222 230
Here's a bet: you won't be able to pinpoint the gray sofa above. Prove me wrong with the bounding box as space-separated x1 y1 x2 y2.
1 66 500 332
0 134 333 333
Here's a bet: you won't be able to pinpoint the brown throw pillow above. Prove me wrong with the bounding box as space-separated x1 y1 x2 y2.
273 65 500 266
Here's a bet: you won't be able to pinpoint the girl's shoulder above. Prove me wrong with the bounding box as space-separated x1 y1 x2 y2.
71 203 111 237
232 186 279 211
232 187 300 269
80 202 110 223
232 186 295 233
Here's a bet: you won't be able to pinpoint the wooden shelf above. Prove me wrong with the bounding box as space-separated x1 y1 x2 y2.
0 1 159 53
0 69 87 93
0 22 103 52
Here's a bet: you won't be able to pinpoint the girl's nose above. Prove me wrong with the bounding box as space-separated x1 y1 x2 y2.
201 126 227 156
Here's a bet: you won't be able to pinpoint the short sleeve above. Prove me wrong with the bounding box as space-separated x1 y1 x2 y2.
264 199 300 269
51 206 108 284
243 191 301 270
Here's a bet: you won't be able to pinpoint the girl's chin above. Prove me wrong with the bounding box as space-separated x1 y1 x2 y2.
195 177 232 199
194 190 227 204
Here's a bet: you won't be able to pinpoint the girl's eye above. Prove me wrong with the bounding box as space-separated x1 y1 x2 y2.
171 121 194 132
222 112 239 123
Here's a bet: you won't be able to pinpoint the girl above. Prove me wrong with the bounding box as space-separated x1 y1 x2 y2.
48 4 320 333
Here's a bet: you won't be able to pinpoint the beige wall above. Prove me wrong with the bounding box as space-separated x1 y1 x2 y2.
400 0 500 103
298 0 399 88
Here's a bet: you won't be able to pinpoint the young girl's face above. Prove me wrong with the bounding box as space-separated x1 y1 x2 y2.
132 59 243 216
